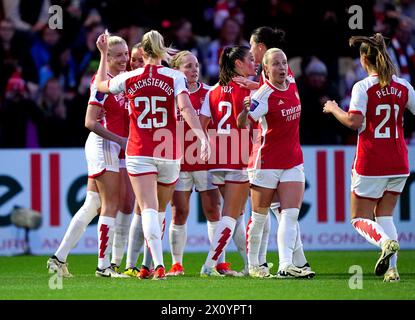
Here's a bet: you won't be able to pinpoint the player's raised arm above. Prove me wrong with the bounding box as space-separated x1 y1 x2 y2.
95 33 111 93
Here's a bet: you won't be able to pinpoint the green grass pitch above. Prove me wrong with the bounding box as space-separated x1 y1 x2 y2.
0 251 414 300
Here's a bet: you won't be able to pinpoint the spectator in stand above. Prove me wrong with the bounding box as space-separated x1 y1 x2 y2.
37 78 70 147
72 22 104 82
52 0 83 46
164 19 206 77
3 0 50 33
0 19 37 93
30 26 62 83
0 18 20 93
205 17 248 84
213 0 245 30
388 18 415 84
388 18 415 143
0 72 43 148
39 47 77 96
297 57 346 145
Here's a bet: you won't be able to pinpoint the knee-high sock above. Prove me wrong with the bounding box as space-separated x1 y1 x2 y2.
271 202 307 267
142 242 153 268
376 216 398 267
158 212 166 239
125 213 144 269
258 214 270 265
97 216 115 270
233 214 248 266
292 222 307 267
55 191 100 262
277 208 299 269
247 212 267 267
141 208 163 268
169 223 187 265
111 211 131 266
351 217 390 248
207 220 225 264
204 216 236 269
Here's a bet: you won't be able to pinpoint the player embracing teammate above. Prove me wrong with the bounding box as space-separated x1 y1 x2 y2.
94 30 210 280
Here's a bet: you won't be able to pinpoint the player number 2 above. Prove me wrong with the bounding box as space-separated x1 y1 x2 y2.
135 96 168 129
374 104 399 139
217 101 231 134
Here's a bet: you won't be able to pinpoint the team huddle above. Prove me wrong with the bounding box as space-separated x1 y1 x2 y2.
46 27 415 282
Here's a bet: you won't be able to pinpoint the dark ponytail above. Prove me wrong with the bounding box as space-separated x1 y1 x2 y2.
219 46 250 86
251 27 286 50
349 33 397 87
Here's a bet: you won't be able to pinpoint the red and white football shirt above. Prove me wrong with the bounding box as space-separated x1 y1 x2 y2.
177 82 211 171
349 74 415 177
88 73 129 138
108 65 188 160
200 80 251 170
248 78 303 170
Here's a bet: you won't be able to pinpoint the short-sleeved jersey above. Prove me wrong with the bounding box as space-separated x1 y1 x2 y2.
348 74 415 177
108 64 189 160
248 78 303 170
88 73 129 138
201 80 251 170
177 82 211 171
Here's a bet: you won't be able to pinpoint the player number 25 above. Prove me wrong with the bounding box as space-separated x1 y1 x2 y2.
135 96 168 129
374 104 399 139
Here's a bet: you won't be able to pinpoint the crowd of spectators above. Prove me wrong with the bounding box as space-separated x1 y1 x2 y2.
0 0 414 148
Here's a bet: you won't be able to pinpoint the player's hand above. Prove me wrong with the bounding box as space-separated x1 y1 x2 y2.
96 33 108 54
233 76 260 90
323 100 338 114
119 137 128 150
243 96 251 110
200 138 211 162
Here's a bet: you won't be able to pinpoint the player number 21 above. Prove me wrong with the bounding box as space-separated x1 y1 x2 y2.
374 104 399 139
135 96 168 129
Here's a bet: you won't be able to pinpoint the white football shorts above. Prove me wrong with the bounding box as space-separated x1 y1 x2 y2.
351 170 407 199
85 132 121 178
126 156 181 185
248 164 305 189
210 169 249 186
175 170 218 192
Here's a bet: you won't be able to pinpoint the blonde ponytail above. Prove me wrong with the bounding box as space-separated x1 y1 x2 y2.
141 30 169 61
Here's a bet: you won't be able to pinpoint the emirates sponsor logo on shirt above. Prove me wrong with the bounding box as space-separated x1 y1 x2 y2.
281 104 301 122
114 91 126 107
